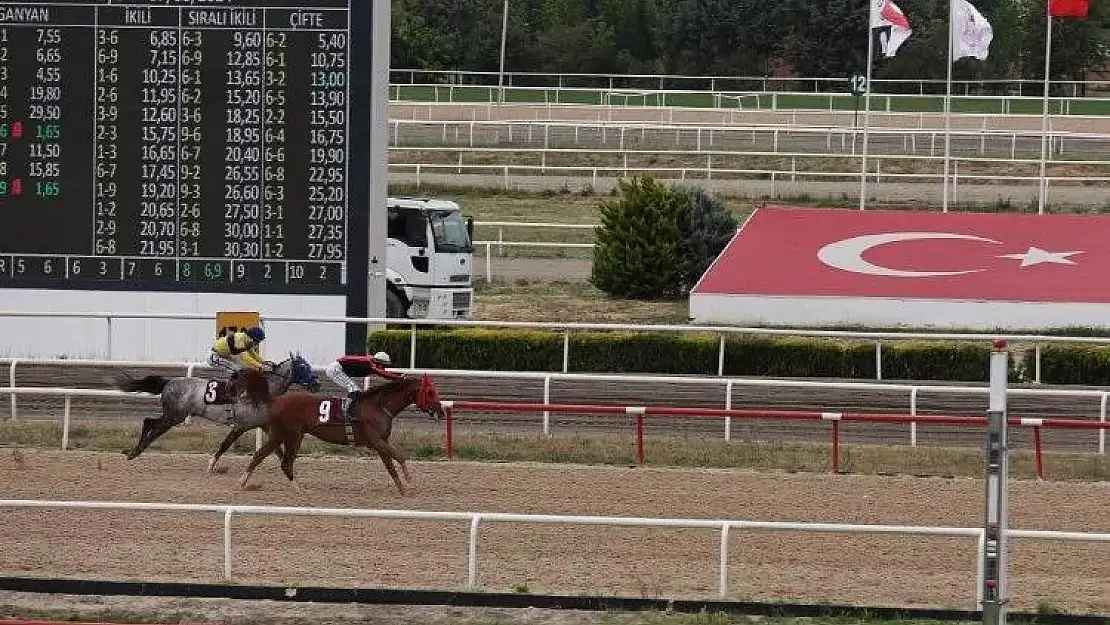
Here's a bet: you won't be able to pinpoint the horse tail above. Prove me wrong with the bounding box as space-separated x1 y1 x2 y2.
115 373 170 395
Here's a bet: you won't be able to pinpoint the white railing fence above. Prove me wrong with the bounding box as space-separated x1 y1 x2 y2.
389 69 1106 98
390 119 1106 154
3 361 1108 455
387 82 1107 114
4 498 1109 605
4 311 1110 384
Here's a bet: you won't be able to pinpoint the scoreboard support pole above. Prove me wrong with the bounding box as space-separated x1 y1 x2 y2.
348 0 390 355
981 339 1010 625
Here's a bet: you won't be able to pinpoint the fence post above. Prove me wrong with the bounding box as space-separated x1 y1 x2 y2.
542 376 551 437
910 387 919 447
485 242 492 282
223 509 234 580
1096 392 1105 457
975 530 986 609
409 324 418 368
875 341 883 380
724 381 733 442
8 359 17 422
106 317 113 360
441 402 455 459
717 335 726 376
61 395 72 450
718 522 730 599
1034 344 1042 384
467 514 482 590
1032 425 1044 479
627 406 646 466
823 412 842 473
561 330 570 373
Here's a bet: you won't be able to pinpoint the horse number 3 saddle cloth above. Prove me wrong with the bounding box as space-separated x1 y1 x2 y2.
202 379 235 405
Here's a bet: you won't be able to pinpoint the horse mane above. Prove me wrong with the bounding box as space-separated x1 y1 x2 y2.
237 369 272 405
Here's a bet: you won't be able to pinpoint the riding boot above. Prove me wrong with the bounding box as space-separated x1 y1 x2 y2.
341 390 360 445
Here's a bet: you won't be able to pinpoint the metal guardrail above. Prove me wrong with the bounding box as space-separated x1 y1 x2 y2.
4 497 1110 604
4 358 1109 455
386 83 1107 115
388 69 1107 98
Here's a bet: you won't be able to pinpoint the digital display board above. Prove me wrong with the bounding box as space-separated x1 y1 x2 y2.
0 0 369 295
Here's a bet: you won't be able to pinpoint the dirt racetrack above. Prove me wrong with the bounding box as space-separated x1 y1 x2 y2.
1 449 1108 615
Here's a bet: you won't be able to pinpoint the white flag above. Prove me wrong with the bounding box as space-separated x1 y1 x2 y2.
871 0 912 57
952 0 993 60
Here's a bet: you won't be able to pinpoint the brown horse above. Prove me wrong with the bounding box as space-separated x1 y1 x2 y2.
235 368 445 495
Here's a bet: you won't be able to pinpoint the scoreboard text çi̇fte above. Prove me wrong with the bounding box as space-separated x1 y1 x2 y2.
0 0 364 294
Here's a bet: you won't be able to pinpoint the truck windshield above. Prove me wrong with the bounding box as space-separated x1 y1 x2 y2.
429 210 473 253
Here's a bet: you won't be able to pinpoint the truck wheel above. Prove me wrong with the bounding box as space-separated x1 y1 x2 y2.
386 290 406 318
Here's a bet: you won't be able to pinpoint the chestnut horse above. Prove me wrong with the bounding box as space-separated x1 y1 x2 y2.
235 368 445 495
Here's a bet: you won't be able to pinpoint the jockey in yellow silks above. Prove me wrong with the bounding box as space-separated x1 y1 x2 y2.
209 326 269 375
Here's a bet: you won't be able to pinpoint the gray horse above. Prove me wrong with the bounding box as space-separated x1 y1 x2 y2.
114 353 321 472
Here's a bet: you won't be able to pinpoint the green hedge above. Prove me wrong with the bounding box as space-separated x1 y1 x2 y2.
366 329 1065 383
1030 345 1110 386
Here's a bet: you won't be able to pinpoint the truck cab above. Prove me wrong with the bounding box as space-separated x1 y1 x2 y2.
385 196 475 319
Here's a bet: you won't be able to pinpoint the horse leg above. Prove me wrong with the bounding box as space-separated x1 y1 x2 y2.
208 426 249 474
238 431 284 490
126 416 179 460
278 430 305 492
377 439 411 483
366 439 406 495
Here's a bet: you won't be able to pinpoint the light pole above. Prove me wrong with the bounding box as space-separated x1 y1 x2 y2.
497 0 509 104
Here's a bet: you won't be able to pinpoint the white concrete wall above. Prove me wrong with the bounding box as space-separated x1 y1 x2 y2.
689 292 1110 330
0 290 347 365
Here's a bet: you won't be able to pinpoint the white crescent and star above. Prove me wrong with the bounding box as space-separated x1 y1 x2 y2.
816 231 1083 278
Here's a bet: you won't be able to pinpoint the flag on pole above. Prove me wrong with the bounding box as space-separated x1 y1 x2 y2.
1049 0 1089 18
871 0 912 57
952 0 993 61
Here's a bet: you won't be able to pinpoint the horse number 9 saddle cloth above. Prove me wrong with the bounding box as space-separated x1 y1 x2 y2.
315 397 347 425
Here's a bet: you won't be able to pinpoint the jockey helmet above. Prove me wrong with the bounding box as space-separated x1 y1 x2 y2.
372 351 391 365
246 326 266 343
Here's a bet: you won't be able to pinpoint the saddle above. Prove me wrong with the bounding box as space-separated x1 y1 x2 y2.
315 393 358 445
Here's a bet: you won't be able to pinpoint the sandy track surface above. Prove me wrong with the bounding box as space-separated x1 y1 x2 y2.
1 450 1108 614
0 591 714 625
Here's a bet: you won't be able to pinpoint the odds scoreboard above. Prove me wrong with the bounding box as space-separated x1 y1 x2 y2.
0 0 370 296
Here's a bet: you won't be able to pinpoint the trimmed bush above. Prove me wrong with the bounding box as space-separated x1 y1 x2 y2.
1030 345 1110 386
678 185 739 291
369 329 1035 382
590 176 689 300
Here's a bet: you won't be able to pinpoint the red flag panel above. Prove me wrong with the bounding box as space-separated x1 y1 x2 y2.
1049 0 1089 18
693 206 1110 303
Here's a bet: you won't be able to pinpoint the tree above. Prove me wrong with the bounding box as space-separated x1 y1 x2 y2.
590 176 688 300
677 186 738 292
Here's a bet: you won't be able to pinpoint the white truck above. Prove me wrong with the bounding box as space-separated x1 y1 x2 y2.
385 196 475 319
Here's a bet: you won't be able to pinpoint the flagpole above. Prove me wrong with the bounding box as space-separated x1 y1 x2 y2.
859 1 876 210
942 0 955 213
1037 7 1053 215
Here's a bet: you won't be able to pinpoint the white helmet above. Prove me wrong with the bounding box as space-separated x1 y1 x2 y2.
372 351 392 365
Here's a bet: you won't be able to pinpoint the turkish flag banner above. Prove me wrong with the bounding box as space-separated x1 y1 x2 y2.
1049 0 1089 18
693 206 1110 303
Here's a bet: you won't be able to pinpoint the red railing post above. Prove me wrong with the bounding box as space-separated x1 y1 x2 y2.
444 405 455 460
824 413 842 474
1033 425 1044 480
627 406 646 466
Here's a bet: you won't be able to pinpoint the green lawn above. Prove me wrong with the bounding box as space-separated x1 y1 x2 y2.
391 83 1110 115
